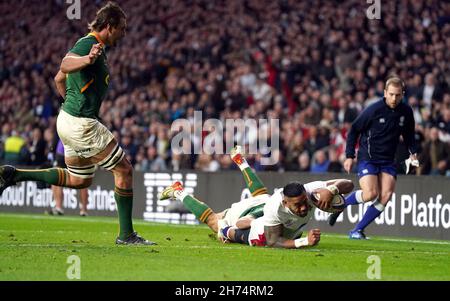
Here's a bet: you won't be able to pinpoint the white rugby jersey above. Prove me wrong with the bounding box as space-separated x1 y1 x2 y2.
247 181 327 246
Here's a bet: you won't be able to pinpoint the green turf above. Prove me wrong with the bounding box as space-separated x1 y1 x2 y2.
0 213 449 281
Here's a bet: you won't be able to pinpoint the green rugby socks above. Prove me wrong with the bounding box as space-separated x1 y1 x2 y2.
14 168 68 186
114 187 134 240
240 167 267 196
176 191 212 223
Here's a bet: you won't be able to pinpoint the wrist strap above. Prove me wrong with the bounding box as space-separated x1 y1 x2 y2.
294 237 309 248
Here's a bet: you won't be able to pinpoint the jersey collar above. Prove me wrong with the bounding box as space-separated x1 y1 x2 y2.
88 32 106 46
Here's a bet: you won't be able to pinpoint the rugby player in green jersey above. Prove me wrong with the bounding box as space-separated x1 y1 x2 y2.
0 2 155 245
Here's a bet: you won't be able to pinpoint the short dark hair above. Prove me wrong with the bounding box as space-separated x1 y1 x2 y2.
88 1 126 31
283 182 305 197
385 76 405 92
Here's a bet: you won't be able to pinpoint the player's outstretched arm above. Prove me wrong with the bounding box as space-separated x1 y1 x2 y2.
60 43 103 73
264 225 320 249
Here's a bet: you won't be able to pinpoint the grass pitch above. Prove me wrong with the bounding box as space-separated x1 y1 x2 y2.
0 213 449 281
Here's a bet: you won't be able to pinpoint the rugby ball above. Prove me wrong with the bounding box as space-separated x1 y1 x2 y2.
311 188 346 213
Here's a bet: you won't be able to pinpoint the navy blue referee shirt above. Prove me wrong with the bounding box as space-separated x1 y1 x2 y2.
346 98 418 162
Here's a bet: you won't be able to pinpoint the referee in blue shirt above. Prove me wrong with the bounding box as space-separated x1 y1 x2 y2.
329 77 419 239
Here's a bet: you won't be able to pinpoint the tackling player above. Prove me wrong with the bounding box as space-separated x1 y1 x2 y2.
159 146 269 241
328 76 419 239
160 146 354 249
0 2 154 245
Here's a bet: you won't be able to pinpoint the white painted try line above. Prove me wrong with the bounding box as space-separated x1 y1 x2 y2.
322 234 450 245
380 238 450 245
0 243 448 256
2 214 449 244
0 213 199 228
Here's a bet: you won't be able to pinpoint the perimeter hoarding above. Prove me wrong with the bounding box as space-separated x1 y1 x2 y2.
1 171 449 240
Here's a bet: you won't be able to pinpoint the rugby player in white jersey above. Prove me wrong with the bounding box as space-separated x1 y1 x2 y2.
160 146 354 249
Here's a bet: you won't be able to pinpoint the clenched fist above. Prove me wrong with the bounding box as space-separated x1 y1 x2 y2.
307 229 321 246
88 43 103 64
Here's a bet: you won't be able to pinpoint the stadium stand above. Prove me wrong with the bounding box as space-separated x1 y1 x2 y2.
0 0 449 175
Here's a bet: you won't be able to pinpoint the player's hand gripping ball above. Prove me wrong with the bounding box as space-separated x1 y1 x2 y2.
311 188 345 213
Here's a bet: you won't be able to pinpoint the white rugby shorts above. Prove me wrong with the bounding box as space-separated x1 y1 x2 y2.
56 109 124 178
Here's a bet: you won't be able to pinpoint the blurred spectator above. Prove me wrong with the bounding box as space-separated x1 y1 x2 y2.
310 149 330 173
298 151 311 172
28 127 47 166
120 134 138 165
171 153 192 171
419 73 443 110
327 148 343 173
418 127 450 175
304 126 329 156
283 132 306 171
136 146 167 172
194 154 220 172
0 0 448 175
3 130 27 165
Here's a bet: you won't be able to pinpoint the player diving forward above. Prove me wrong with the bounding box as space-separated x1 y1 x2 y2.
159 146 354 249
159 146 270 243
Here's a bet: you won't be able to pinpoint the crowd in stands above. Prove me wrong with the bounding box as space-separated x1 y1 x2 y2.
1 0 449 176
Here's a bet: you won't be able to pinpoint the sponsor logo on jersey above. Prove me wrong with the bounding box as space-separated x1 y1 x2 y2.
379 118 385 123
75 148 92 155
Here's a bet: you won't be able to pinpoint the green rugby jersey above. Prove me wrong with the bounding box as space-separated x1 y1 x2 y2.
62 33 109 119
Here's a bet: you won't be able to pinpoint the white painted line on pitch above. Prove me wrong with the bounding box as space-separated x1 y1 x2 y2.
157 245 449 255
322 234 450 245
0 242 115 247
2 214 449 244
0 229 46 233
1 242 448 256
378 238 450 245
0 213 198 228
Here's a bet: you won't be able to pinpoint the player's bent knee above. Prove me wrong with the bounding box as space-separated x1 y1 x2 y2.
362 190 379 202
113 164 133 188
68 175 92 189
121 162 133 178
112 158 133 178
380 191 394 203
66 164 96 188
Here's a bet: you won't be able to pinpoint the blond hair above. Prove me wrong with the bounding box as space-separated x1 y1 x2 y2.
385 76 405 92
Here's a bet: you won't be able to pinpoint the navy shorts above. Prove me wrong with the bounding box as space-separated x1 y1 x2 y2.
357 160 397 179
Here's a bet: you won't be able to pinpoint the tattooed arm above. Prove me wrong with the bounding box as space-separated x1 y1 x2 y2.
264 225 321 249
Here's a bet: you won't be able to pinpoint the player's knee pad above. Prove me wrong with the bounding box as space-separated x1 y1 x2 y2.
97 143 125 171
66 164 97 179
233 228 250 245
